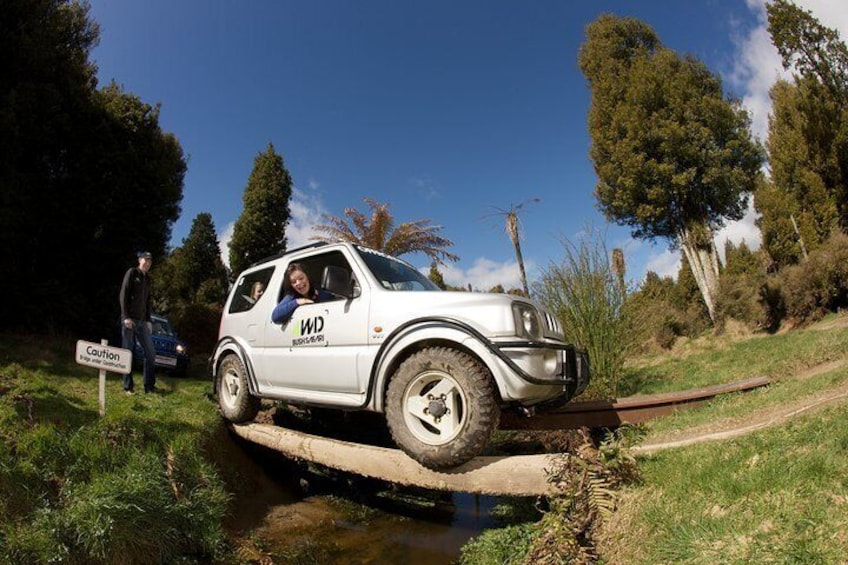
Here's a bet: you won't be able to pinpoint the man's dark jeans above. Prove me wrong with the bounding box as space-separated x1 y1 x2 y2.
122 319 156 392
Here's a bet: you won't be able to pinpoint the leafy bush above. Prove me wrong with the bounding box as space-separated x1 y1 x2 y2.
173 302 223 356
781 232 848 322
624 269 710 351
715 269 786 333
522 428 641 564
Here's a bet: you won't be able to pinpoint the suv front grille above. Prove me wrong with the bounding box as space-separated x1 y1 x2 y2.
543 311 563 339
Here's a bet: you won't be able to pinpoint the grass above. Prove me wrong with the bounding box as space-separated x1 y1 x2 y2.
601 403 848 563
596 319 848 563
0 333 235 564
461 315 848 564
5 314 848 564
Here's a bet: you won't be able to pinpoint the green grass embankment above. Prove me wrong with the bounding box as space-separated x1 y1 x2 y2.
461 315 848 564
0 335 235 564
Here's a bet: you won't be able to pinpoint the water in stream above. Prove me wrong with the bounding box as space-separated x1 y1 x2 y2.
223 435 520 564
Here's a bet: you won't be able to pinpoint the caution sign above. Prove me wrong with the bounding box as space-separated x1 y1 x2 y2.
75 340 132 375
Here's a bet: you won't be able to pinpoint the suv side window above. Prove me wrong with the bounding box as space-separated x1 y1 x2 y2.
229 266 275 313
277 250 353 304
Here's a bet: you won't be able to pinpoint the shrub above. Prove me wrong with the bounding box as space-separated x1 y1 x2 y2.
173 302 223 356
715 273 786 333
781 232 848 322
624 273 710 352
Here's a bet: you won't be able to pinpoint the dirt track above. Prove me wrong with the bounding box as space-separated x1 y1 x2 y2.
635 358 848 453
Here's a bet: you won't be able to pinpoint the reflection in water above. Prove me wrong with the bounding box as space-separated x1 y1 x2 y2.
223 411 542 564
256 490 503 564
227 437 516 564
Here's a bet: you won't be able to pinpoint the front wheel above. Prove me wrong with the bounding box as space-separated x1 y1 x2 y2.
386 347 499 470
217 354 259 423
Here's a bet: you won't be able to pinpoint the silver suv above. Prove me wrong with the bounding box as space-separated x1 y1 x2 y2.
212 242 589 469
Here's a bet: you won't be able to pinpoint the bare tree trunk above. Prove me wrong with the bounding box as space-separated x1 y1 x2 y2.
506 212 529 295
679 226 720 322
789 214 809 260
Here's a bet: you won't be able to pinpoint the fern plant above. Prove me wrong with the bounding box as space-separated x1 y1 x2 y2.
522 427 642 564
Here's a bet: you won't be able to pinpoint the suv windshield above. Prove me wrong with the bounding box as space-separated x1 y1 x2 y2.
152 318 175 337
355 246 440 291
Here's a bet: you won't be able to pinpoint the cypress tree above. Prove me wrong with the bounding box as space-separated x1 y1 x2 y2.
228 143 292 277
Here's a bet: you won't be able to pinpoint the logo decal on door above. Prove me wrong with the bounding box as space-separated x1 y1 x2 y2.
292 315 325 346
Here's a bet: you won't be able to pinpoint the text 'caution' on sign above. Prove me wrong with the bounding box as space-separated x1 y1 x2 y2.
75 340 132 374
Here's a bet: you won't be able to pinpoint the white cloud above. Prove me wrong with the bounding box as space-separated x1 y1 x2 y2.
437 257 531 292
286 187 328 249
644 248 680 280
218 186 328 271
218 221 234 269
715 200 762 260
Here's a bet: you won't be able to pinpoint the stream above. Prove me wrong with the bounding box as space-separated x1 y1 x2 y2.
221 431 519 564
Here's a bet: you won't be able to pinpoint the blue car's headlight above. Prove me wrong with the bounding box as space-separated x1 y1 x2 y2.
176 344 186 354
512 303 543 340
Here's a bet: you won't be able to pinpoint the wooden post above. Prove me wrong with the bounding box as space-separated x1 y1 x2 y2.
99 338 107 417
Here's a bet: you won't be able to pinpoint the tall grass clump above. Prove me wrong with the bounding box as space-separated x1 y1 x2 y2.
534 229 635 398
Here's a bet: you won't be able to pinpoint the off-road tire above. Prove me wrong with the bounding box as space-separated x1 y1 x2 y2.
386 347 499 470
217 354 259 423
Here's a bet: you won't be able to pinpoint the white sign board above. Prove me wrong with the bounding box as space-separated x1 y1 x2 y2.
75 340 132 374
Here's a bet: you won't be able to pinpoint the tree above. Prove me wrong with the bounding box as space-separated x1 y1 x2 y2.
312 198 459 264
578 14 763 322
169 213 229 306
428 262 447 290
767 0 848 106
228 143 292 277
0 1 185 334
486 198 539 296
756 1 848 266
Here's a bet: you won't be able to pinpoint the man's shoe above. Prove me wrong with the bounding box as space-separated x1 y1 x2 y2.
145 387 163 394
125 390 134 396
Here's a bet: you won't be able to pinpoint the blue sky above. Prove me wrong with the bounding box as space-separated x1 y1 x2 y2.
87 0 846 290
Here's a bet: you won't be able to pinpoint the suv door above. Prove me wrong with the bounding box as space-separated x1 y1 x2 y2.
256 250 371 396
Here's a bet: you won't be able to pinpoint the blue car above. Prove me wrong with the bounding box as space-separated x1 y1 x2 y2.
133 314 190 377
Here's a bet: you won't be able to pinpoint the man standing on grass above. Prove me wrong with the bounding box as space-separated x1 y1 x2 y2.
119 251 157 394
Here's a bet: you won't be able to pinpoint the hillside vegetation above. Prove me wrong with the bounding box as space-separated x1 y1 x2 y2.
2 314 848 564
461 313 848 564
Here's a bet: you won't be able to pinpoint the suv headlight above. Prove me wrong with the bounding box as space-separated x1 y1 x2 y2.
512 303 543 340
176 344 186 354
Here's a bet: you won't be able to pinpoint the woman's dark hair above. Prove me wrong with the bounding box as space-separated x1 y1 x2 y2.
282 262 311 297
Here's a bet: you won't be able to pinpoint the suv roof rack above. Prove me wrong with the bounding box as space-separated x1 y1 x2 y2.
248 241 329 269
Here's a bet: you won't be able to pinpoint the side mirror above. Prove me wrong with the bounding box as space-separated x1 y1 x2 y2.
321 265 359 299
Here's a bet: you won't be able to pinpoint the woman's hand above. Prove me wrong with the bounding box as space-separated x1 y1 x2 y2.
297 298 315 306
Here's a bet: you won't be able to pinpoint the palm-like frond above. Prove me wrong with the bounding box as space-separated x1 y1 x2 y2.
312 198 458 264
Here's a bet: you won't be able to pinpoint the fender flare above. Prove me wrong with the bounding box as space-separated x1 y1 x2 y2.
210 336 259 396
367 317 505 412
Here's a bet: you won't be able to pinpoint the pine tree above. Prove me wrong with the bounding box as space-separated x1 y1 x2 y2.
175 213 229 304
757 1 848 267
228 143 292 277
